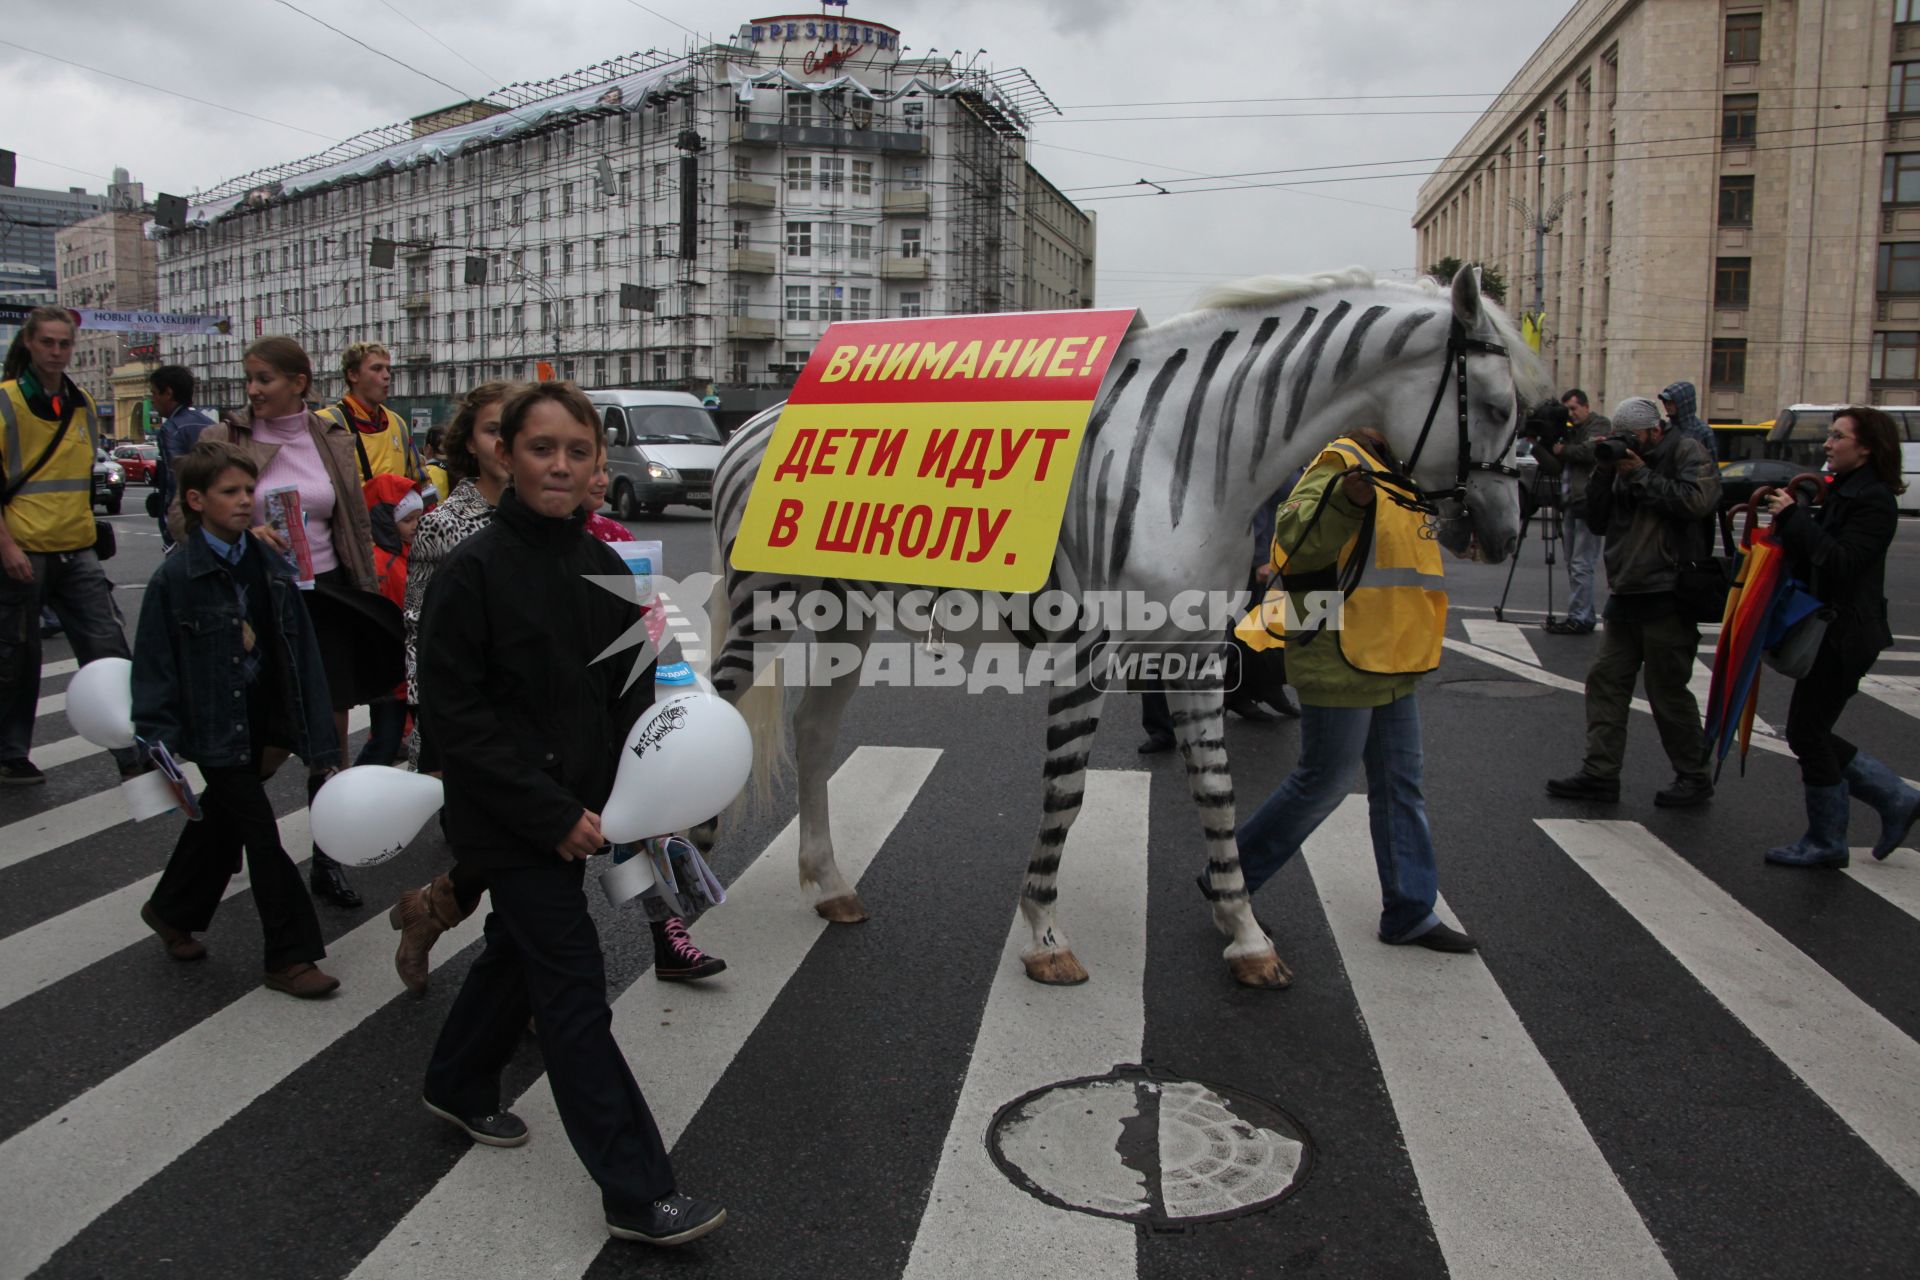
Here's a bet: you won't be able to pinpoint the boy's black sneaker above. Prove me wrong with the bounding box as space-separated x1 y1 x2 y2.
1654 776 1715 808
422 1096 530 1148
0 758 45 786
606 1193 728 1246
652 917 727 982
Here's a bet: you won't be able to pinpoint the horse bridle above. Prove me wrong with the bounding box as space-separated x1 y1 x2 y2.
1399 318 1521 511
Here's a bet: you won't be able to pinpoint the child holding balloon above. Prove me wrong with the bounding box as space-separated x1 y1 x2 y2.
131 440 342 999
415 382 726 1245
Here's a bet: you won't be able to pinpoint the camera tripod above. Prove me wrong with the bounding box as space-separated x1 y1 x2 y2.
1494 495 1568 624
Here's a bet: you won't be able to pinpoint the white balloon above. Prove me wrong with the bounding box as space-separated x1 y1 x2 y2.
600 692 752 844
311 766 444 867
66 657 136 749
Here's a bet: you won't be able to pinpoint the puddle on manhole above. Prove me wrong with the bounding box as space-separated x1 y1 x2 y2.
1441 678 1554 699
986 1065 1313 1229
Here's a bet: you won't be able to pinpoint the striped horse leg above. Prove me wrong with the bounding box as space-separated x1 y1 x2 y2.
1166 687 1291 988
690 568 797 858
790 609 877 922
1019 653 1107 985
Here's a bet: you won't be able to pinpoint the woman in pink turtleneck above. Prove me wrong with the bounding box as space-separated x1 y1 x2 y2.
169 337 395 910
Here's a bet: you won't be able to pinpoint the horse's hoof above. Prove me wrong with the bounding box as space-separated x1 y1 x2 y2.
1022 949 1090 986
814 893 870 924
1229 950 1293 989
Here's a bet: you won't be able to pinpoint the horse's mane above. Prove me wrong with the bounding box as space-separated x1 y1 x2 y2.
1149 266 1550 404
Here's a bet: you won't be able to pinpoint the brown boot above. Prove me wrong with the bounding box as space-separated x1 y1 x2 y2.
388 873 471 996
264 961 340 998
140 901 207 962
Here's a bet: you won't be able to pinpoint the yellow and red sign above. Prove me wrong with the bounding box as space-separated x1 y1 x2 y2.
731 309 1136 591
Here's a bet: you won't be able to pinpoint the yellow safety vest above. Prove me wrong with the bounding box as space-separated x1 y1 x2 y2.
0 379 100 553
319 397 423 485
1235 438 1447 674
423 459 450 505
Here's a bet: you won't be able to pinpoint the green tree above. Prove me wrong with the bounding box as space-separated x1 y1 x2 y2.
1426 257 1509 306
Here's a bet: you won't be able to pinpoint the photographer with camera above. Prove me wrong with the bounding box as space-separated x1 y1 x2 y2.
1540 390 1608 635
1547 396 1720 808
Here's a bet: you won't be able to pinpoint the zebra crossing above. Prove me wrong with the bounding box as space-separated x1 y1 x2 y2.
3 644 1920 1279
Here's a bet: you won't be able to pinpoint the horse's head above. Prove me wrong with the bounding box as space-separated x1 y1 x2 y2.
1361 269 1531 564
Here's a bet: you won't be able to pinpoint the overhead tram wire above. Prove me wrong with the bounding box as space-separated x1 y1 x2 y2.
1056 83 1917 109
0 37 340 141
270 0 475 101
375 0 500 86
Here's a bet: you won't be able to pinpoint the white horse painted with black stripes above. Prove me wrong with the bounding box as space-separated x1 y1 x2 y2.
696 268 1547 988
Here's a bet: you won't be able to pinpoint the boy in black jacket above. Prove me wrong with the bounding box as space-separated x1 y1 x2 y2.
132 440 341 998
416 382 725 1246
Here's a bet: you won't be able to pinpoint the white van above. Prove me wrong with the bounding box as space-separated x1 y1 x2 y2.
585 389 726 518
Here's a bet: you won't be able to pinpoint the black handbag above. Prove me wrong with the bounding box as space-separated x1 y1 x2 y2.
92 518 116 562
1673 513 1734 625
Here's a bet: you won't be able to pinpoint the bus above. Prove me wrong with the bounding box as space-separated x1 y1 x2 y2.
1766 405 1920 512
1709 421 1774 465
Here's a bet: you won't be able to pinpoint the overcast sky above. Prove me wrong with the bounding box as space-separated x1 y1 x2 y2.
5 0 1564 320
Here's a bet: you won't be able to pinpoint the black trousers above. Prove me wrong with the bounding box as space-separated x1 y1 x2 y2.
147 765 325 971
1785 644 1875 786
424 859 675 1214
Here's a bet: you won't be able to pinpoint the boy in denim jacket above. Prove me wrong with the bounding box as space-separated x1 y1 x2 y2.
132 440 342 998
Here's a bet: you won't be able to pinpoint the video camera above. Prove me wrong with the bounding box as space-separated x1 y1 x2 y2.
1518 400 1573 452
1592 433 1641 463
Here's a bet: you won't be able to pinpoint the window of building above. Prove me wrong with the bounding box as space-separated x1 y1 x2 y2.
1718 174 1755 226
852 160 874 197
593 294 606 325
491 307 503 335
850 96 873 129
782 349 811 370
787 91 813 127
901 227 923 258
465 311 476 340
563 242 575 273
654 163 666 199
1710 338 1747 390
1722 94 1758 147
817 222 843 257
1725 11 1761 63
593 238 606 268
619 354 632 383
787 156 813 193
1714 257 1751 308
900 165 924 191
819 157 845 193
1886 153 1920 204
490 198 503 227
899 291 923 318
540 245 552 275
1902 0 1920 22
785 285 812 320
563 184 574 217
733 220 751 250
1874 330 1920 380
540 188 552 220
731 280 751 316
654 352 669 382
787 221 813 256
594 356 606 387
818 285 844 323
540 301 553 332
1895 64 1920 116
903 101 925 131
510 193 524 224
850 286 872 320
851 224 874 260
1880 242 1920 294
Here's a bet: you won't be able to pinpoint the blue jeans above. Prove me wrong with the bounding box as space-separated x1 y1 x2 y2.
1236 692 1441 943
1564 510 1604 626
353 697 409 767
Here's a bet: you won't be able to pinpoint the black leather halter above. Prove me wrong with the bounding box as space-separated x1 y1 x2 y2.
1401 318 1521 508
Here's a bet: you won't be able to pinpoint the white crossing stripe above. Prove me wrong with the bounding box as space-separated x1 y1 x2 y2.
347 745 942 1280
1461 618 1542 667
0 708 369 874
35 691 65 719
0 878 489 1276
1862 674 1920 721
43 658 78 679
903 770 1148 1280
1689 660 1773 736
1302 798 1675 1279
0 812 312 1014
1844 852 1920 921
1877 652 1920 662
1537 819 1920 1194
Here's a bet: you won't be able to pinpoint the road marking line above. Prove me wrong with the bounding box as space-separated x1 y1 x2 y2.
43 659 78 678
35 691 64 719
903 770 1148 1280
1690 660 1773 737
1302 799 1674 1280
1844 852 1920 921
1862 674 1920 722
0 813 312 1013
1462 618 1542 666
346 745 942 1280
0 873 489 1277
1538 818 1920 1195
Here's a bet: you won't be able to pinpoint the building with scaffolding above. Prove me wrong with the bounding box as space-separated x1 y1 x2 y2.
153 14 1094 424
56 170 159 416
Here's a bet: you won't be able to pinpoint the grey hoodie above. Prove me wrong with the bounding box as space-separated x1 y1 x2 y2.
1660 380 1717 464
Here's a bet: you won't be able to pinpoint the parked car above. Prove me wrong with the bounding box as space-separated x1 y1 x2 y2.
93 455 125 515
111 443 160 485
586 389 725 518
1716 458 1810 512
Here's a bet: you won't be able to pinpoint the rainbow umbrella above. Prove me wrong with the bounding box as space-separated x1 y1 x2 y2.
1703 496 1790 777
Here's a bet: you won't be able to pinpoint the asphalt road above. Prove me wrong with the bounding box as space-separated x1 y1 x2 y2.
2 495 1918 1279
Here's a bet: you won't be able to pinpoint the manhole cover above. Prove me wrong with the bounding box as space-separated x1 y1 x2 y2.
1441 678 1554 699
986 1064 1313 1230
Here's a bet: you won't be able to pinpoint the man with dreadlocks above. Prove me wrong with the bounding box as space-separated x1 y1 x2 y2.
1230 428 1479 958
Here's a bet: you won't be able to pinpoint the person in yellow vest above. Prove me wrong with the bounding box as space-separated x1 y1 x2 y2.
0 306 143 785
420 424 450 506
1231 429 1477 955
319 343 424 486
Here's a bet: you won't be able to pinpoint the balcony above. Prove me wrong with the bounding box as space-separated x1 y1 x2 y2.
730 119 925 155
727 180 777 208
399 346 431 364
882 190 929 217
402 293 431 310
726 315 777 340
879 257 928 280
728 248 776 274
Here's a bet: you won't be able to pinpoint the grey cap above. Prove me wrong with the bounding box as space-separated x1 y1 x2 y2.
1610 396 1663 433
